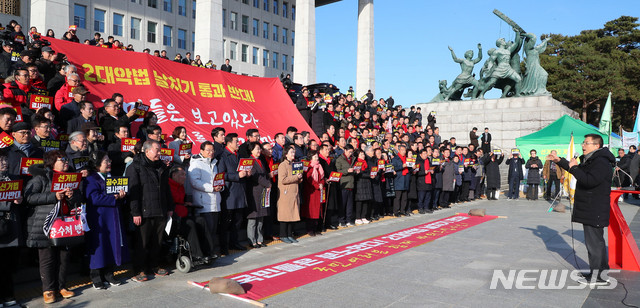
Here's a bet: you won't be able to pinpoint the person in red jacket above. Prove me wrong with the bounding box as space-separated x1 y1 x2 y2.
3 68 32 106
54 73 81 111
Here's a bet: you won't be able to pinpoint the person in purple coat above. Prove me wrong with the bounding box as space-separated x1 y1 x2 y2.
84 151 129 290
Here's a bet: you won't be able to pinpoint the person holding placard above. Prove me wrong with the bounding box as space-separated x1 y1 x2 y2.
482 150 504 200
354 149 372 225
24 150 80 303
7 121 44 180
0 150 24 307
245 142 272 248
506 151 525 200
218 133 248 252
302 150 325 235
168 126 192 165
188 141 223 260
84 151 128 290
277 146 303 243
525 150 543 200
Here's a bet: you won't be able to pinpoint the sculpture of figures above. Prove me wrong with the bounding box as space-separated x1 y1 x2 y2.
444 44 483 101
472 29 523 99
519 33 551 96
429 80 451 102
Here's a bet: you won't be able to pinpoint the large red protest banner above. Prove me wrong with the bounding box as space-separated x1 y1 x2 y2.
190 213 497 302
47 38 314 152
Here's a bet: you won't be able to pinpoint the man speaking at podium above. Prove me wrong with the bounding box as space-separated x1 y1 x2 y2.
548 134 616 285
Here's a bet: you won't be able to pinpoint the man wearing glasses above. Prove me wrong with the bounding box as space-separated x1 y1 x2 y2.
238 128 260 158
548 134 616 285
7 121 44 180
54 72 81 112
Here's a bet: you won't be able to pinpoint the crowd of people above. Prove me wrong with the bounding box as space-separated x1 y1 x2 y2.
0 18 598 308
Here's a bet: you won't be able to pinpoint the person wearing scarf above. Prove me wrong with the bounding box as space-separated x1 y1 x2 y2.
302 151 325 236
334 144 357 227
391 144 411 216
354 150 372 225
416 149 434 214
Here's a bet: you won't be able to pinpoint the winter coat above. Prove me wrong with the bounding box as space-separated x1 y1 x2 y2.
101 113 137 145
24 164 82 248
302 164 324 219
125 154 175 218
416 158 433 191
188 155 222 213
506 157 525 182
392 155 411 191
168 139 190 165
246 158 272 219
7 142 44 180
277 159 301 222
368 156 384 203
525 157 543 184
218 148 247 210
431 158 443 189
84 172 129 269
335 154 355 189
542 160 564 180
441 160 456 192
65 145 89 172
557 148 615 227
469 130 479 148
0 173 23 248
354 160 373 202
482 154 504 189
295 95 311 125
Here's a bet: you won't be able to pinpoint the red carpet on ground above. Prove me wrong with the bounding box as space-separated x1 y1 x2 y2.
191 213 497 301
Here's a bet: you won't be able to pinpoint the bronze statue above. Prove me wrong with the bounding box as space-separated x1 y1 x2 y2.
444 44 482 101
519 33 551 96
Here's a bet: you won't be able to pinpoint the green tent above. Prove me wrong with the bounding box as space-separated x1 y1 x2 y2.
515 115 610 162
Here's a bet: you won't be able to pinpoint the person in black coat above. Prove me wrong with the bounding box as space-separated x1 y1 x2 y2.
353 149 372 224
505 152 525 199
295 88 312 125
549 134 615 283
66 101 96 134
7 121 44 180
614 148 631 190
210 127 226 161
217 133 248 252
125 140 174 281
310 95 325 138
100 99 138 144
244 142 271 248
416 149 433 214
220 59 232 73
525 149 543 200
24 151 82 302
482 152 504 200
481 127 492 154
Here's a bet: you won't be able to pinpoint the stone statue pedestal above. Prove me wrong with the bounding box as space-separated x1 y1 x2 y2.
415 95 578 150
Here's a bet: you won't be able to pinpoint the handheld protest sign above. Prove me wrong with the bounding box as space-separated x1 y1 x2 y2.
51 172 82 192
0 180 23 201
328 171 342 182
270 163 279 175
179 143 193 157
292 162 303 175
40 139 62 152
237 158 255 172
213 172 225 188
0 132 14 148
159 148 174 162
29 94 54 110
20 158 44 176
105 177 129 195
302 160 310 172
121 138 140 152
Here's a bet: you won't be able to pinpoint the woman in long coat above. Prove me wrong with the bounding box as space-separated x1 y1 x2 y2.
84 151 129 289
354 149 372 224
245 142 272 248
482 152 504 200
302 150 324 236
277 146 303 243
440 149 456 208
525 149 543 200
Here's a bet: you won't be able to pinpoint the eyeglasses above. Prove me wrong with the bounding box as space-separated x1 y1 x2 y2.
14 130 31 135
57 157 68 162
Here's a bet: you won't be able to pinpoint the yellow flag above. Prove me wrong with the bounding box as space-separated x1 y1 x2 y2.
563 134 577 204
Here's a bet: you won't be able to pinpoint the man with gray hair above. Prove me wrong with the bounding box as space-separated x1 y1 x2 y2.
65 131 90 177
47 63 76 94
126 140 174 282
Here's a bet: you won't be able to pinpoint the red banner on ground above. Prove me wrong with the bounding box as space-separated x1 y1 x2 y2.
47 38 315 153
191 214 496 301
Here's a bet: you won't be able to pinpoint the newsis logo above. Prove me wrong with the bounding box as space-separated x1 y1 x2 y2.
490 269 619 290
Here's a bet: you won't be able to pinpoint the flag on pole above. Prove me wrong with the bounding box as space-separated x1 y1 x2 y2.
599 92 612 136
633 101 640 133
563 133 577 204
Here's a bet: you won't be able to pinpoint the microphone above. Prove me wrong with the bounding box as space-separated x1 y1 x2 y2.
573 153 579 159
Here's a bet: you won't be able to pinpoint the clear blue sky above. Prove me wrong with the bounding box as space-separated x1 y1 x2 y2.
315 0 640 107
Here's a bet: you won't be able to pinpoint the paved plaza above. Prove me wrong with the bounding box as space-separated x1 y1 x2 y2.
18 196 640 308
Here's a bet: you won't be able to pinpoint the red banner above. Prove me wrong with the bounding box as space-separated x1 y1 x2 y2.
47 38 315 154
191 214 496 301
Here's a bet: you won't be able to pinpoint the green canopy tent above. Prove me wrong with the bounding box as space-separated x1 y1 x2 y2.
515 115 612 162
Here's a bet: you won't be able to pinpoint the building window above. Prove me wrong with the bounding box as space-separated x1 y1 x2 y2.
292 30 294 45
93 9 105 33
147 21 157 43
131 17 141 40
113 13 124 36
262 22 269 39
148 0 157 8
263 49 269 67
192 0 196 18
73 4 86 29
282 28 288 44
229 41 237 60
252 47 258 64
253 0 259 8
292 5 295 20
283 2 288 18
241 44 248 62
222 9 226 27
192 31 195 50
273 0 278 14
178 0 186 16
178 29 186 49
241 15 248 33
163 25 172 46
291 56 294 71
242 0 248 4
252 19 259 36
282 54 288 71
230 12 237 30
163 0 171 12
222 39 225 59
272 52 278 69
273 25 278 42
263 0 268 11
